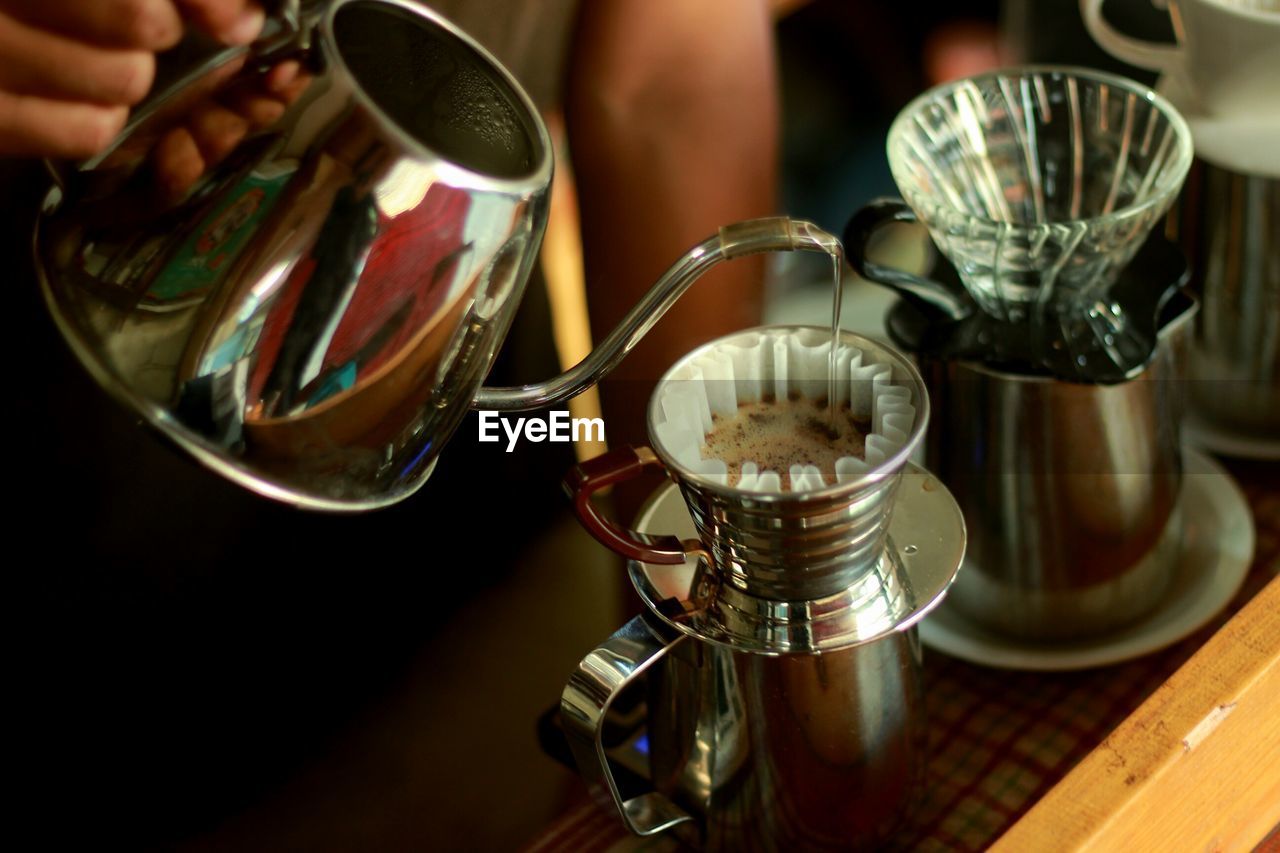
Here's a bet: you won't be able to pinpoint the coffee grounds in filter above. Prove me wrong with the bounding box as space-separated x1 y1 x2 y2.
651 328 917 494
701 399 868 492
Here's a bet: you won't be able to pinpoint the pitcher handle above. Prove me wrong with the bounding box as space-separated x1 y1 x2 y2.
843 199 972 322
560 615 696 838
1079 0 1182 75
563 447 708 565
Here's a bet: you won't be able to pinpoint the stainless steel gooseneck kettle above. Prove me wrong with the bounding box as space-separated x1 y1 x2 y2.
35 0 839 510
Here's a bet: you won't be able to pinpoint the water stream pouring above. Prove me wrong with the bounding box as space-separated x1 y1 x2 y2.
846 66 1194 382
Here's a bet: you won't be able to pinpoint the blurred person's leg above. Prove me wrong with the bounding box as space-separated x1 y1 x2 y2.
568 0 779 449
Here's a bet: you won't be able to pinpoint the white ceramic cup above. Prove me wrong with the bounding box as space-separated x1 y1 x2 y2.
1080 0 1280 119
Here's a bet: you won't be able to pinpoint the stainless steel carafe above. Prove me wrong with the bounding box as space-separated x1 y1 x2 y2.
909 291 1197 640
33 0 834 510
559 329 967 850
567 611 925 849
1172 158 1280 442
562 473 965 850
850 156 1201 640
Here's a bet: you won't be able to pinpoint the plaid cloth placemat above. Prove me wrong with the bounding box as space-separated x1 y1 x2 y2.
527 460 1279 853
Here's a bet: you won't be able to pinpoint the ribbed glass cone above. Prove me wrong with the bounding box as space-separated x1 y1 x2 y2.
888 67 1193 373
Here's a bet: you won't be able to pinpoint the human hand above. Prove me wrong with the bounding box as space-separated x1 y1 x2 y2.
0 0 266 159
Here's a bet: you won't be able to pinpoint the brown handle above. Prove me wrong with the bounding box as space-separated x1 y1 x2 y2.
563 447 701 565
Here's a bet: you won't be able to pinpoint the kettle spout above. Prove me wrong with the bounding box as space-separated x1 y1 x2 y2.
472 216 844 412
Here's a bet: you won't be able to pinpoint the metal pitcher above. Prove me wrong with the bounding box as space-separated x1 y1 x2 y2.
1173 158 1280 443
563 610 926 850
560 328 967 850
34 1 836 510
884 262 1198 641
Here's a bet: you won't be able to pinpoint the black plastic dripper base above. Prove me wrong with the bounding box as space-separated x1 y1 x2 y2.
886 233 1192 384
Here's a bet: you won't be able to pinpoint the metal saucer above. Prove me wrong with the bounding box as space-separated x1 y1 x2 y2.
627 462 967 655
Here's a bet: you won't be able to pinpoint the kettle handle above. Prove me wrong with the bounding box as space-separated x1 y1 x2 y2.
562 447 708 565
560 615 697 839
46 0 314 190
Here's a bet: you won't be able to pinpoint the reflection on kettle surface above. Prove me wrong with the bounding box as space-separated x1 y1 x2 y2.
37 0 553 509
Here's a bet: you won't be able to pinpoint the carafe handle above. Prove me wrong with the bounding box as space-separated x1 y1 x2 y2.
843 199 973 322
560 615 697 838
562 447 708 565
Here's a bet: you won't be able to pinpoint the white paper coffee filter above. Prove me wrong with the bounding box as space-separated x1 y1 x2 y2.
652 328 917 493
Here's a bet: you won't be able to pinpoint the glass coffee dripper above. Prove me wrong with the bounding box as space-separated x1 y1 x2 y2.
849 66 1193 380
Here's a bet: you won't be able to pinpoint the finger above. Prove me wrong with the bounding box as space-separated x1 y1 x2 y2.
187 103 249 164
0 92 127 158
263 60 300 94
152 126 206 198
175 0 264 45
2 0 183 50
273 71 313 106
0 13 155 105
223 90 285 128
